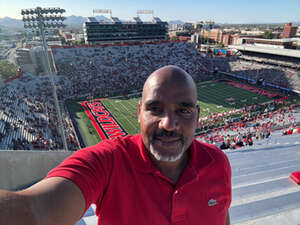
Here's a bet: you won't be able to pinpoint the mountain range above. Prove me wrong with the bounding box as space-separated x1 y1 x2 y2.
0 17 23 28
1 16 299 29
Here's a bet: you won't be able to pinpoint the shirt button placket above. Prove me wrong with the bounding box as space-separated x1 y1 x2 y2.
171 189 186 225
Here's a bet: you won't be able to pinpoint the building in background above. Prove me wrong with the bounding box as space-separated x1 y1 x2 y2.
59 30 74 43
30 46 56 74
15 48 35 74
0 74 3 88
192 29 234 46
280 23 298 38
15 46 56 75
83 16 168 44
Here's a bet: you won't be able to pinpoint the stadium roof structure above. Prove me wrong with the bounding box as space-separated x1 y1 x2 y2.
152 17 162 23
132 17 142 23
87 17 98 22
85 16 166 25
240 37 300 43
77 131 300 225
110 17 121 24
229 44 300 59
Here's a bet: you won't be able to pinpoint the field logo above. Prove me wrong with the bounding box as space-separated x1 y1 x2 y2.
81 100 128 140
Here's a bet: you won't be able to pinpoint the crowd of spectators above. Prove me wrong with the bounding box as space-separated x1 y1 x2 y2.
0 41 299 151
0 74 80 150
210 57 300 91
52 42 215 100
197 102 300 149
1 42 216 150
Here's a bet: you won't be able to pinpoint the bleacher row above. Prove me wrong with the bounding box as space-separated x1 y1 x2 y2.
197 105 300 148
0 74 79 150
223 59 299 91
228 131 300 225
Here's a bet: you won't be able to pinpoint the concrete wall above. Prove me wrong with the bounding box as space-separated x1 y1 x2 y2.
0 151 73 190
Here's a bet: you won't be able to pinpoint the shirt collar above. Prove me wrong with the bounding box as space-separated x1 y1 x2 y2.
133 134 157 173
187 140 215 174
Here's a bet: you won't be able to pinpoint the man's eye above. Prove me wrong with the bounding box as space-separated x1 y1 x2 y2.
149 106 162 114
179 108 192 115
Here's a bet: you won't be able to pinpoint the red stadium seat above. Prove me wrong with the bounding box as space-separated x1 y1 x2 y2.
290 171 300 184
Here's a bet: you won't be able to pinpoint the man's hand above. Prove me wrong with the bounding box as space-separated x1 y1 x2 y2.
0 177 85 225
226 210 230 225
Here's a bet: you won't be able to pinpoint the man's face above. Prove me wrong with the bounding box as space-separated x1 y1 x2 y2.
138 77 199 162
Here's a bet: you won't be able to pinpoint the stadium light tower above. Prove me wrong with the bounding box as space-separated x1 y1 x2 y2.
21 7 68 150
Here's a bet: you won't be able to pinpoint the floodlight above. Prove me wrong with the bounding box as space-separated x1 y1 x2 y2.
21 6 68 151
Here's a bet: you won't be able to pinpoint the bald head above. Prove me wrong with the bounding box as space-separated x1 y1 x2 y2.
142 65 197 103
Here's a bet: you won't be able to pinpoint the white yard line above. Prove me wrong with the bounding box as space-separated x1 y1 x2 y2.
115 101 139 133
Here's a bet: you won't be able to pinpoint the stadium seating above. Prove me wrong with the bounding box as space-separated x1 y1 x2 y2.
0 74 79 150
0 41 299 151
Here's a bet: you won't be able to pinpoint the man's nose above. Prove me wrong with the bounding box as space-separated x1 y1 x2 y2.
159 112 178 131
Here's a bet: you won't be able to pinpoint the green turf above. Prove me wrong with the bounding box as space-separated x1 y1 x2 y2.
68 101 101 146
197 82 271 117
102 98 140 135
69 80 297 146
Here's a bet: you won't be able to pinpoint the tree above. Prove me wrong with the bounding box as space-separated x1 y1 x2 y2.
263 30 274 39
200 37 209 44
71 40 85 45
0 61 18 79
218 42 225 48
170 36 179 41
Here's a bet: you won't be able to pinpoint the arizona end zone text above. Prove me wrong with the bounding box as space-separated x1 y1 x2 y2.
81 100 128 140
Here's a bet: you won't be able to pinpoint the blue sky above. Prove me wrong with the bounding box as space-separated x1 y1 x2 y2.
1 0 300 23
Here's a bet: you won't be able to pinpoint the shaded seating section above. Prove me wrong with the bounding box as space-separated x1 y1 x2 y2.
228 59 300 91
0 74 79 150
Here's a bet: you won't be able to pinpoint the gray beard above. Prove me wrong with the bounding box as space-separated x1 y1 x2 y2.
149 143 185 162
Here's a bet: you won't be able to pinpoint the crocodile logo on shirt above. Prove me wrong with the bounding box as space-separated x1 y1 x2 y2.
208 199 217 207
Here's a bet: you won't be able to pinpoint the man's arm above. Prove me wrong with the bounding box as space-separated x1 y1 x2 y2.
226 210 230 225
0 177 85 225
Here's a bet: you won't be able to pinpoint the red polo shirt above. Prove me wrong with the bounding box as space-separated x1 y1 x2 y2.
46 134 231 225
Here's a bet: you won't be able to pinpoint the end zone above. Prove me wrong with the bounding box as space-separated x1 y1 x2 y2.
81 99 128 140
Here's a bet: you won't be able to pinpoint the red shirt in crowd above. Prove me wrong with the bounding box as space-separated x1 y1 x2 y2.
46 134 232 225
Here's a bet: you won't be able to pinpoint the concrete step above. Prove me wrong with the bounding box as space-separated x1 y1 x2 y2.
232 177 299 206
230 191 300 224
232 164 299 187
233 207 300 225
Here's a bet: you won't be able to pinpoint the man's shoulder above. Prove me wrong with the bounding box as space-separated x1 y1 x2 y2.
193 139 222 152
80 134 140 155
193 139 229 163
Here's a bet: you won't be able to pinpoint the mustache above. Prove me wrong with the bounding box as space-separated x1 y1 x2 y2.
154 129 182 139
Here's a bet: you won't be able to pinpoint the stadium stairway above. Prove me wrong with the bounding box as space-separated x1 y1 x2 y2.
227 132 300 225
76 133 300 225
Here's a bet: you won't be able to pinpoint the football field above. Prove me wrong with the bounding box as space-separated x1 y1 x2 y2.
69 80 285 146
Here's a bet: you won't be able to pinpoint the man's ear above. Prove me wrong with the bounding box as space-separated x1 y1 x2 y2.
197 105 200 120
137 100 141 123
196 105 200 128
